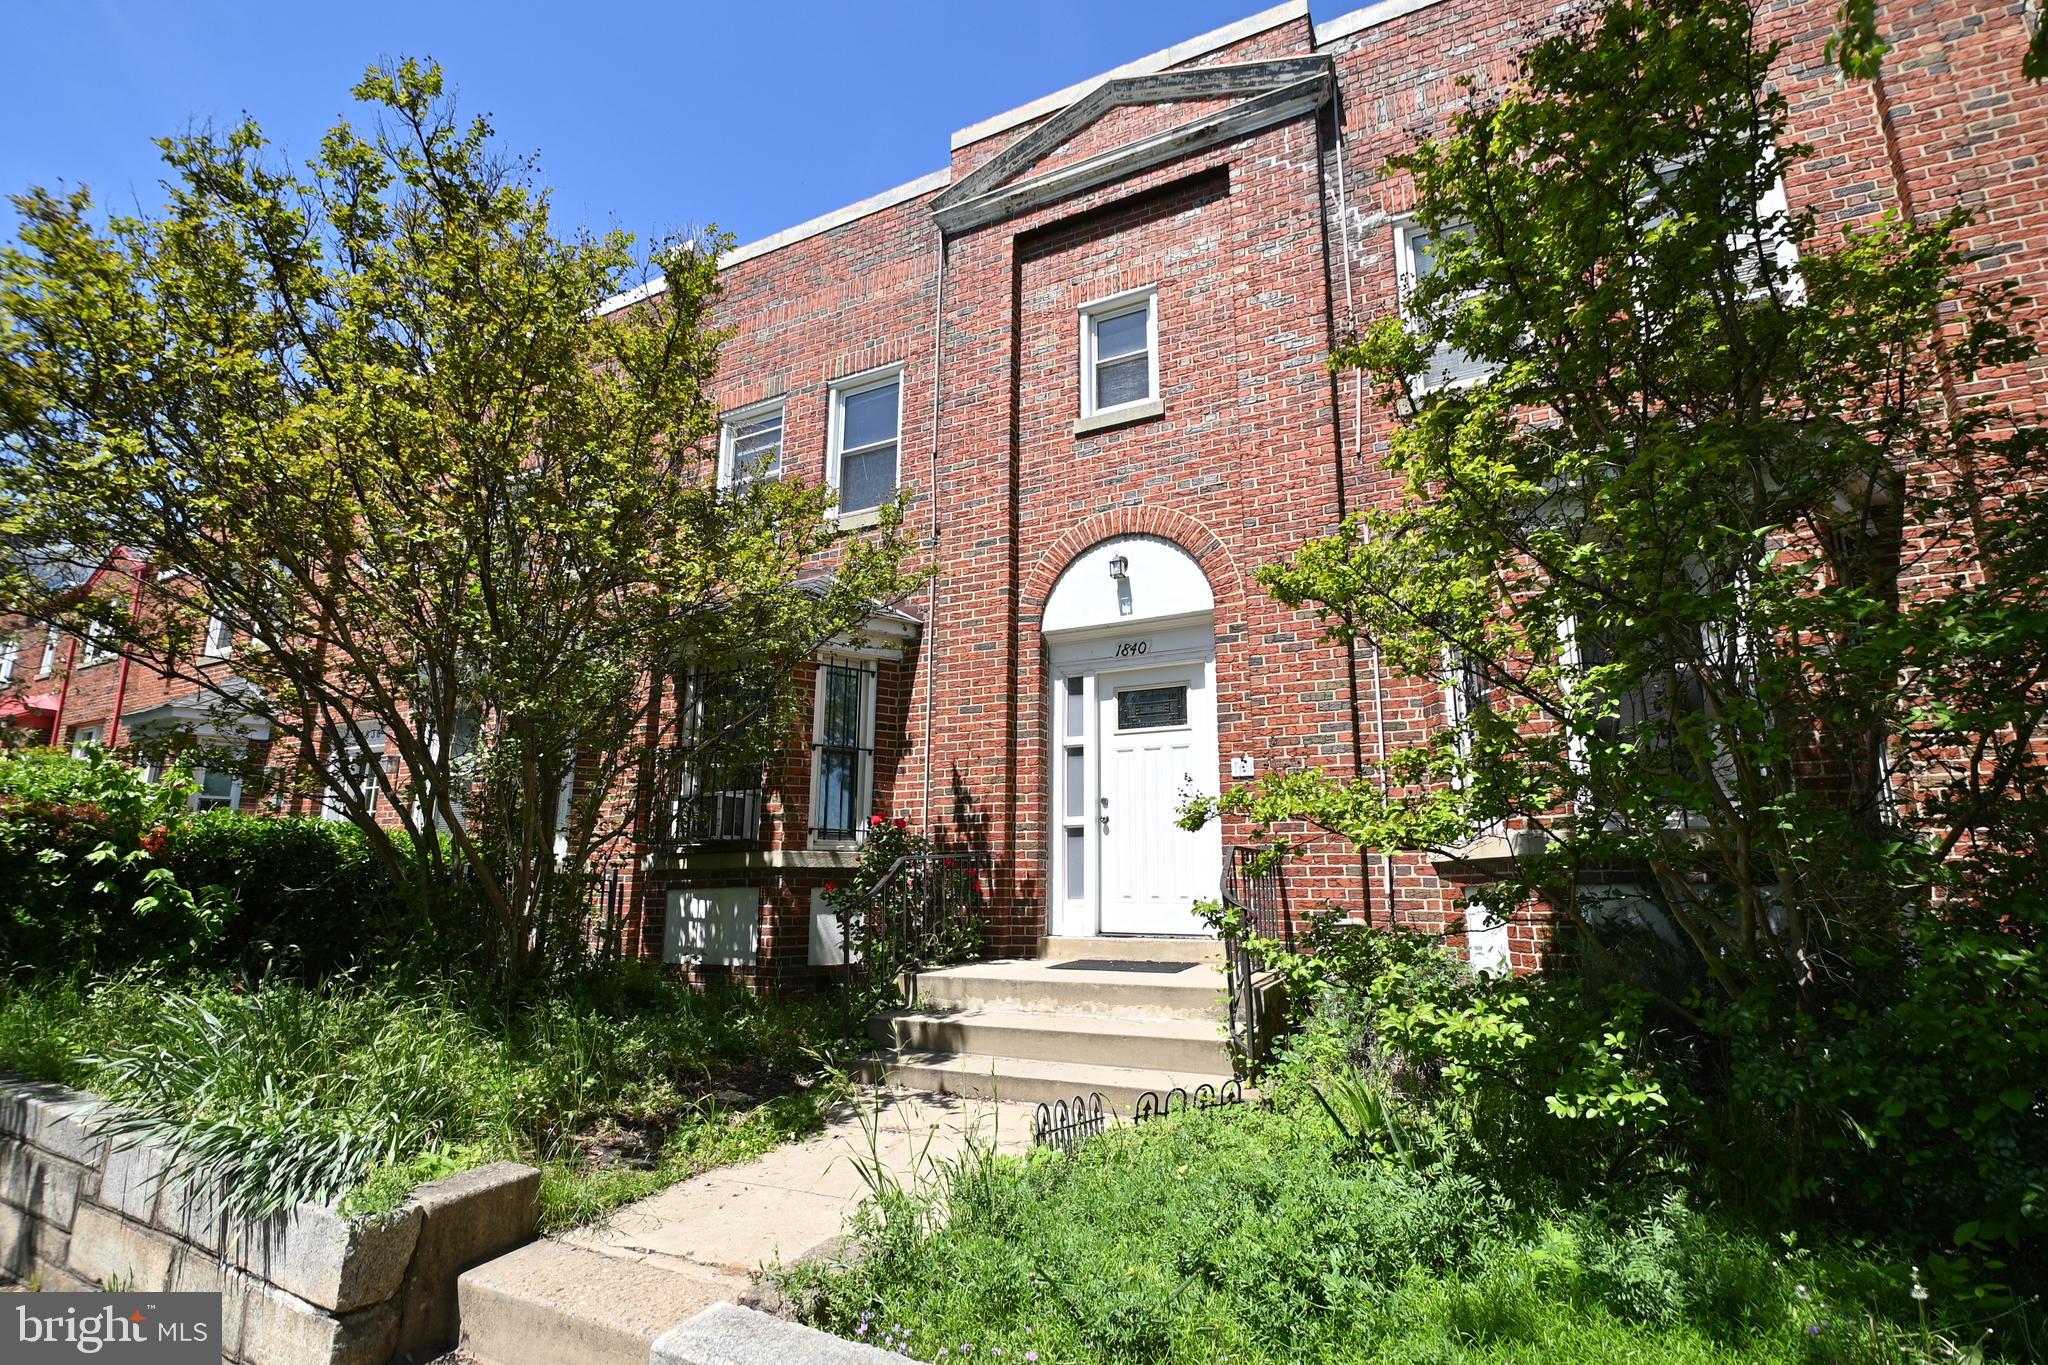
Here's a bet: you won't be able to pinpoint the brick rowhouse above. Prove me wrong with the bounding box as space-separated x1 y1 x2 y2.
10 0 2047 985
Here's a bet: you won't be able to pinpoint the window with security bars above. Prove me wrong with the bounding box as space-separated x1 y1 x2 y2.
809 659 876 843
671 671 770 847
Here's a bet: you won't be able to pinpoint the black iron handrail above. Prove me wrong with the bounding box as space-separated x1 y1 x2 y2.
1219 845 1290 1062
838 847 987 1036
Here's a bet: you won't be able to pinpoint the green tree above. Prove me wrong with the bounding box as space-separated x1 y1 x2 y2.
0 61 921 981
1191 0 2045 1032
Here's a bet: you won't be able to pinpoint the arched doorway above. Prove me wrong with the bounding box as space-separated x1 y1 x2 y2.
1042 535 1221 938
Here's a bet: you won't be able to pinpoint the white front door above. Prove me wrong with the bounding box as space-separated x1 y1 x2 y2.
1096 662 1220 936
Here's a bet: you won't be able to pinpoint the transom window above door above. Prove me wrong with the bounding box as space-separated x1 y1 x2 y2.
1079 287 1158 419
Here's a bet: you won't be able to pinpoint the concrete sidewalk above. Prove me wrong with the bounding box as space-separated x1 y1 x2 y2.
565 1089 1034 1286
456 1089 1036 1365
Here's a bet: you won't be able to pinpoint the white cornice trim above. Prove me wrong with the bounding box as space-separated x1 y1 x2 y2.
720 168 950 269
593 167 950 317
934 72 1331 233
1312 0 1457 47
949 0 1310 152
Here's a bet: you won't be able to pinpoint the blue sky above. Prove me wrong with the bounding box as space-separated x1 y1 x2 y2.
2 0 1285 252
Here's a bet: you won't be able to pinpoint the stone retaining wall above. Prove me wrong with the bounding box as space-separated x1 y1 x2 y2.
1 1074 539 1364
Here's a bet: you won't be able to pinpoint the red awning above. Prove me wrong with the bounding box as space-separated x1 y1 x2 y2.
0 692 60 721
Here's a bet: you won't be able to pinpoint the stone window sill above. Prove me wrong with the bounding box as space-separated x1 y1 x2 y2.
1073 398 1165 436
831 506 886 531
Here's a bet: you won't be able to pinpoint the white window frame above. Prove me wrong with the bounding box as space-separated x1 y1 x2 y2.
806 655 878 850
1440 645 1489 791
826 366 903 520
717 397 786 490
1392 219 1491 394
202 612 238 659
70 724 102 757
0 639 16 685
323 724 392 822
191 764 242 813
1077 286 1159 420
1733 175 1804 302
79 620 115 666
38 630 58 678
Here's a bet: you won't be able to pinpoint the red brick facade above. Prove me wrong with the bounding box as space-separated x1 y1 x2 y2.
12 0 2047 985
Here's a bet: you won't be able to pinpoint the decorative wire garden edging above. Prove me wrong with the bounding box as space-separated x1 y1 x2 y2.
1030 1079 1246 1152
1031 1093 1106 1152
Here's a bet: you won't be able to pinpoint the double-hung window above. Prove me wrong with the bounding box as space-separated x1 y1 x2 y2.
1441 646 1490 790
719 399 785 490
38 631 58 678
1079 288 1158 419
0 640 16 685
80 620 115 666
828 370 900 517
808 658 877 846
202 611 239 659
70 725 101 758
193 766 242 813
323 725 391 821
1393 220 1491 392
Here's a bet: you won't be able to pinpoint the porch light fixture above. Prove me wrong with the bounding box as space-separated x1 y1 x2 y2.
1108 554 1129 581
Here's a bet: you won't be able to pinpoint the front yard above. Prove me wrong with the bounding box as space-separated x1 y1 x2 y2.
783 1078 2025 1365
0 967 841 1234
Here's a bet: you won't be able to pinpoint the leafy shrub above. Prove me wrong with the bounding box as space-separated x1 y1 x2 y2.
1720 905 2048 1257
0 747 474 980
0 747 211 969
158 811 458 978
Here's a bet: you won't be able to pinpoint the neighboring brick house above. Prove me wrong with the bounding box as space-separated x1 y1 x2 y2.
10 0 2046 985
0 551 294 816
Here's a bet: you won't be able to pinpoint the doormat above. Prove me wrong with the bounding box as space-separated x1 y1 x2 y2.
1046 959 1196 974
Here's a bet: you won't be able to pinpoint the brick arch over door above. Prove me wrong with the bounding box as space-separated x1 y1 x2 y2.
1020 505 1246 633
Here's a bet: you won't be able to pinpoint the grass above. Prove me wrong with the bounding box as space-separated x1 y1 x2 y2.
0 965 847 1231
782 1099 2037 1364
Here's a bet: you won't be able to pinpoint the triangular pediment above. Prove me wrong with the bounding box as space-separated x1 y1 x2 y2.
932 55 1332 232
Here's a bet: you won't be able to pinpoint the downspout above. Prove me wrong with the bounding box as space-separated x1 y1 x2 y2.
1328 82 1399 924
47 633 80 747
104 559 150 750
923 228 948 828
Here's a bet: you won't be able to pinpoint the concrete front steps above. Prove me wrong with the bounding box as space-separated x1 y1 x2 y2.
863 938 1240 1112
458 1238 734 1365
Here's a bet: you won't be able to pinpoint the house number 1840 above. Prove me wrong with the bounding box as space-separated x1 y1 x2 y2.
1113 640 1150 658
